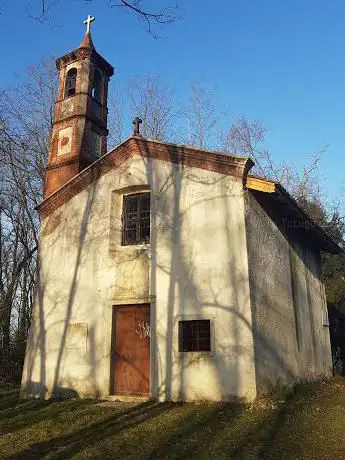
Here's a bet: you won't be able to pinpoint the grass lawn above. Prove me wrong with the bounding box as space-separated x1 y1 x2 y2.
1 379 345 459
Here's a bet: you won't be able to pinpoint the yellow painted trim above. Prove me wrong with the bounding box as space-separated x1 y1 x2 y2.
246 176 276 193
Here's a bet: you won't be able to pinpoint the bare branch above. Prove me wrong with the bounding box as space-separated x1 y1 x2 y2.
183 84 219 149
128 74 177 141
26 0 179 35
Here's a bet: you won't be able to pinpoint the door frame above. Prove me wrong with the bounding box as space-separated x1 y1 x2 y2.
109 303 151 396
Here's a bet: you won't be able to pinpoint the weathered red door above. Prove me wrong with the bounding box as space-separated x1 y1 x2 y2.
111 305 150 395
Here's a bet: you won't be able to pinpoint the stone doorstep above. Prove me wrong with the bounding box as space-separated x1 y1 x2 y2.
101 394 149 403
95 395 148 408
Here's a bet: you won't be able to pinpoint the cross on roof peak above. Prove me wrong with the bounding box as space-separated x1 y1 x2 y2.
83 15 95 34
133 117 143 136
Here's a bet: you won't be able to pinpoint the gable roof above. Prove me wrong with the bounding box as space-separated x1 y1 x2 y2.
38 136 343 254
38 136 253 217
246 175 342 254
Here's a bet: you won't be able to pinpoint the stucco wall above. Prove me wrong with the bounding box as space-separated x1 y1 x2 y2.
152 160 256 401
245 192 332 394
21 153 257 401
302 246 332 377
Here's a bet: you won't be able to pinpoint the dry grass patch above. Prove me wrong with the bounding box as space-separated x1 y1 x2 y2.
1 379 345 459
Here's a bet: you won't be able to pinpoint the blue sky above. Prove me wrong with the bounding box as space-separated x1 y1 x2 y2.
1 0 344 203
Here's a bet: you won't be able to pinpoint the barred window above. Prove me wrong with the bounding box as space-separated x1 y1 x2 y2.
178 320 211 352
122 193 150 245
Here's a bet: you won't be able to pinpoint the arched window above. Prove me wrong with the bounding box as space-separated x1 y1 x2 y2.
92 69 103 103
65 68 77 97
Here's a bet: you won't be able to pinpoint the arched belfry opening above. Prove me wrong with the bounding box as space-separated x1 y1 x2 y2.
65 68 77 97
92 69 103 103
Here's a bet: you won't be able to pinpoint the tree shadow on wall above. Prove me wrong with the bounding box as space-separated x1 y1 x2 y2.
24 138 300 410
22 165 101 399
137 139 296 402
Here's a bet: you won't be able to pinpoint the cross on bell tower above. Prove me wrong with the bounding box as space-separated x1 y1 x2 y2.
44 18 114 198
84 15 95 33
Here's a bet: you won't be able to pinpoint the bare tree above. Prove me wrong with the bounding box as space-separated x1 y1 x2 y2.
183 84 219 149
2 58 57 187
220 115 333 226
0 59 57 380
107 91 125 148
128 74 177 141
220 116 269 175
0 122 38 379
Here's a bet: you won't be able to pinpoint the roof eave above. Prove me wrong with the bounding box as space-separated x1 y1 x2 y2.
246 176 342 254
37 137 253 217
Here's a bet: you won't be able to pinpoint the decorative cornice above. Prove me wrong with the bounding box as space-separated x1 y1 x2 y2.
38 137 253 217
45 158 79 171
53 110 108 132
246 175 342 254
56 47 114 77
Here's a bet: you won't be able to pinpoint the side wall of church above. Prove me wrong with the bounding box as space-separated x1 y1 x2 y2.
245 192 332 395
21 153 257 401
289 241 333 379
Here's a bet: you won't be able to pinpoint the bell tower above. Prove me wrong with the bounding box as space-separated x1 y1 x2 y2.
45 16 114 198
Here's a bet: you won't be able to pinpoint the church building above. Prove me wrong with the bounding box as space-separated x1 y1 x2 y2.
21 20 340 401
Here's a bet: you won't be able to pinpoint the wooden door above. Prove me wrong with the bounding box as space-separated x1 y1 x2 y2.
111 305 150 395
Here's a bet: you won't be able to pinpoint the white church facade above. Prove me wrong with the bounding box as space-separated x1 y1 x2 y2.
21 23 339 402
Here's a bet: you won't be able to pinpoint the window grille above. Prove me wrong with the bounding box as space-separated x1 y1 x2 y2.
178 320 211 352
122 193 150 245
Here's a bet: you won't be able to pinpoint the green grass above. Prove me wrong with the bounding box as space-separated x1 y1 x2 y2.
2 379 345 459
